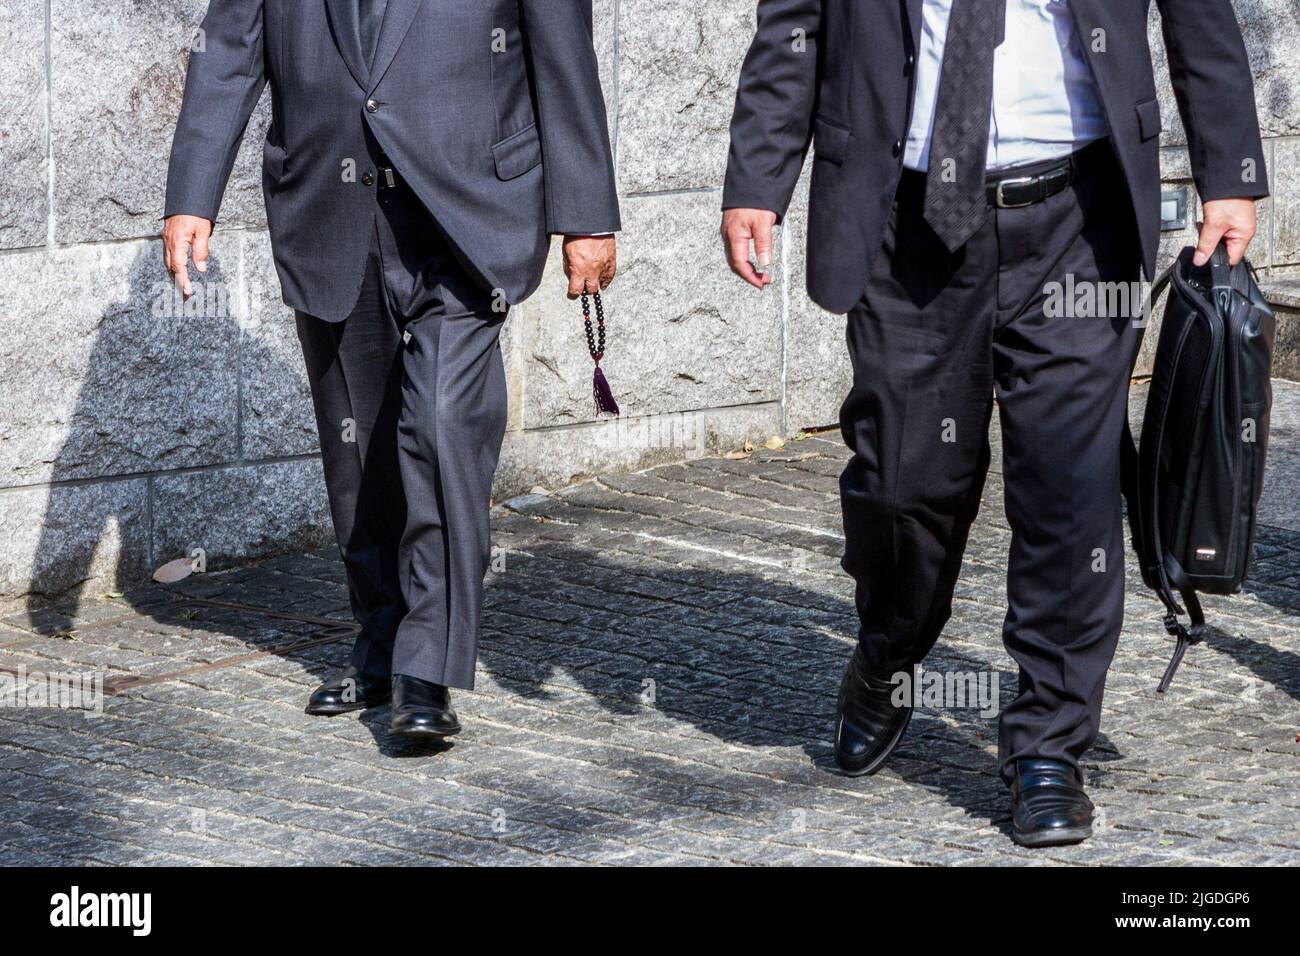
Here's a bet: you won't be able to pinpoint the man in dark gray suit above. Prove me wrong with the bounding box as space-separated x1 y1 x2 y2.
721 0 1266 846
163 0 620 738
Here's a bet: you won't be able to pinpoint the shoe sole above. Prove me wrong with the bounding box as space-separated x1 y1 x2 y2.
833 705 914 777
1012 825 1093 848
304 699 390 717
390 722 462 739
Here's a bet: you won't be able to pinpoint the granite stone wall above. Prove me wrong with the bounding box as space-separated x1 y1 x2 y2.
1 1 1298 605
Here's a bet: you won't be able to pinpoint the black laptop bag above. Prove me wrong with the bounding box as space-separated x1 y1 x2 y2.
1122 243 1276 692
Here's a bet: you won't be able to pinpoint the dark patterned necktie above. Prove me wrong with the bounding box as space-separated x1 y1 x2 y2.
922 0 1000 252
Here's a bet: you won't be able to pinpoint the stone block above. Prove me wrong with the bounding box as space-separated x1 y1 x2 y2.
0 0 49 249
50 0 269 243
518 192 782 429
0 478 149 601
0 239 240 487
151 459 332 572
616 0 755 193
239 231 318 459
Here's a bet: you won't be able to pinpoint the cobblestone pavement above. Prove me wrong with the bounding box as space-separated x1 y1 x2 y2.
2 383 1298 866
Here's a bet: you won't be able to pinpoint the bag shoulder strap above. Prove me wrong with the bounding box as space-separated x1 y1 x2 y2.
1120 255 1206 693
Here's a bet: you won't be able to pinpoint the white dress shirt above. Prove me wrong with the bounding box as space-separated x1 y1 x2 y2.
903 0 1110 173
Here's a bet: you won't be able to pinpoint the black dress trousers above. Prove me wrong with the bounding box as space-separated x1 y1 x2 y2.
295 174 507 690
839 140 1141 782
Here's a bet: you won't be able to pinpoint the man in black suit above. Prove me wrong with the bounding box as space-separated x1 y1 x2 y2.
163 1 620 737
721 0 1266 846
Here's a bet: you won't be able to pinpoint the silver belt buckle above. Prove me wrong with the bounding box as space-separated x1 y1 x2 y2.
994 175 1036 209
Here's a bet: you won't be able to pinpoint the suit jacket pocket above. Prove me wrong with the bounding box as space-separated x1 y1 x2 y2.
492 123 543 180
813 116 851 165
263 139 287 181
1135 98 1162 142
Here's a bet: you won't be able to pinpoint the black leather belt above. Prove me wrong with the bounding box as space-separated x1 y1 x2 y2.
984 155 1076 209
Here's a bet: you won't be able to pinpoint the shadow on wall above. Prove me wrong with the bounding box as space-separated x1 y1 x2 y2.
20 241 329 632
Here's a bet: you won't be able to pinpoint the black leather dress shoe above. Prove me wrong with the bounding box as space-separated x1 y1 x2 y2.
390 674 461 738
1011 758 1094 848
832 647 914 776
305 666 391 716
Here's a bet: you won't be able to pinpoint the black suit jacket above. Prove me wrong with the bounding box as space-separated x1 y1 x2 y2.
723 0 1270 315
165 0 620 321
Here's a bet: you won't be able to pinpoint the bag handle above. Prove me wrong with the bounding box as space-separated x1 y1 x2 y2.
1209 241 1234 316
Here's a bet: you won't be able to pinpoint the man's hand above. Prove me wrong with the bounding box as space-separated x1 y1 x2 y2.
1194 198 1257 267
163 214 214 299
563 235 617 299
721 208 778 289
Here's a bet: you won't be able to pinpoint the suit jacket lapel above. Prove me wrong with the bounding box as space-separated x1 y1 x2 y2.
1067 0 1104 46
904 0 923 51
367 0 426 93
1065 0 1120 118
324 0 370 90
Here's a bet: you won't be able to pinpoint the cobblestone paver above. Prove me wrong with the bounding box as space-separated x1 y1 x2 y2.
2 383 1297 865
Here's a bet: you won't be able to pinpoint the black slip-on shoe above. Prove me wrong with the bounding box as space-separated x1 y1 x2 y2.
1010 758 1094 848
390 674 462 738
832 647 913 776
305 666 391 716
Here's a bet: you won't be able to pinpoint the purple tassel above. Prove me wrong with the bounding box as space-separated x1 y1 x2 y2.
582 289 618 418
592 364 620 417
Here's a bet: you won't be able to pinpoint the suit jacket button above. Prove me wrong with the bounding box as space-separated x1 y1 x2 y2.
892 140 902 156
366 99 379 113
362 171 375 186
904 54 915 76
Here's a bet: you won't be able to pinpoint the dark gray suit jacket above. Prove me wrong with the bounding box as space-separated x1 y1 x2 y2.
723 0 1270 315
165 0 621 321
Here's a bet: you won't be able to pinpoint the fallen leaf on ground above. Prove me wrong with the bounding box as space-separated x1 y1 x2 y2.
152 558 194 584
